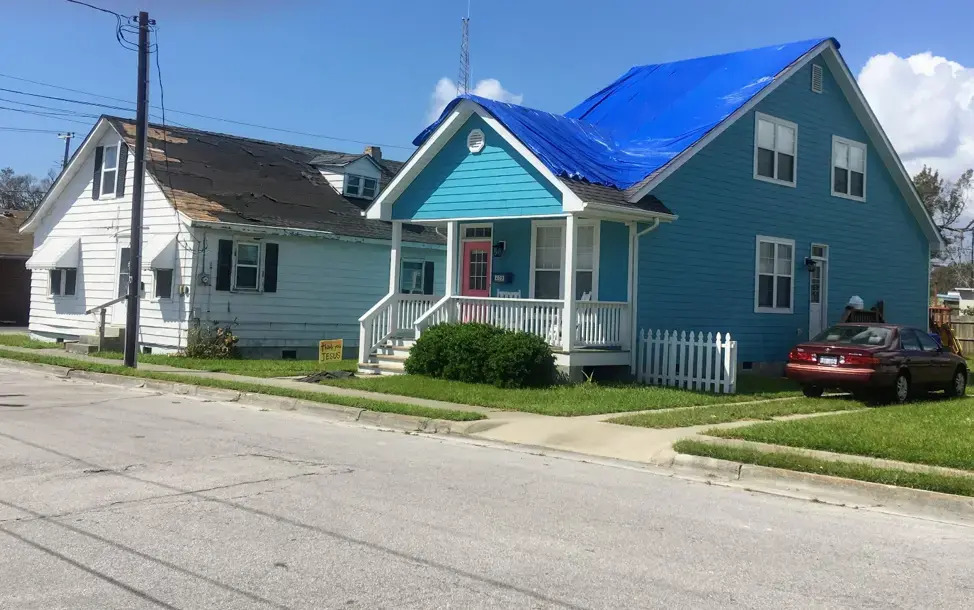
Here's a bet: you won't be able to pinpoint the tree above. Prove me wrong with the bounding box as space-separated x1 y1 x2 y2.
914 165 973 245
0 167 55 211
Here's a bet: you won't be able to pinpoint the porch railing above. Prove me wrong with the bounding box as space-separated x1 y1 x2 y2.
575 301 629 349
455 297 565 345
358 293 440 363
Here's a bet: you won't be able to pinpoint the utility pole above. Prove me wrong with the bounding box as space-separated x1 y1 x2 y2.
57 132 74 168
124 11 151 368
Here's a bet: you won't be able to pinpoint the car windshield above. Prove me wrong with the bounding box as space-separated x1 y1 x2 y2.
812 325 891 346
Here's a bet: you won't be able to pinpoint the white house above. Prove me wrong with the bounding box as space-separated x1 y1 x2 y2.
19 116 444 358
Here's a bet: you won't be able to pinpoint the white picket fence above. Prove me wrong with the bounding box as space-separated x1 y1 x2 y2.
635 329 738 393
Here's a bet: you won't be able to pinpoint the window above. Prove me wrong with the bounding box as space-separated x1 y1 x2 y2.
575 224 596 299
344 174 378 199
533 225 562 299
101 145 119 197
900 329 922 351
530 221 599 300
233 242 260 290
117 247 131 298
916 330 941 352
467 250 489 292
464 226 492 239
49 268 77 296
832 136 866 200
401 260 430 294
755 236 794 313
754 113 797 186
154 269 174 299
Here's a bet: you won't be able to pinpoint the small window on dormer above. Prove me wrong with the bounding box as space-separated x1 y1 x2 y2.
344 174 378 199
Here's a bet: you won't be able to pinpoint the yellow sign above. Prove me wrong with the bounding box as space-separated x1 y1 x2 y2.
318 339 344 362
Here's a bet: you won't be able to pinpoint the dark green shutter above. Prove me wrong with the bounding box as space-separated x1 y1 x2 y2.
263 243 278 293
92 146 104 200
215 239 233 291
117 143 129 196
423 261 434 295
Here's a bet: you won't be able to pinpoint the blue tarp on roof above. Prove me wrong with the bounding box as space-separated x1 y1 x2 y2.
415 38 831 191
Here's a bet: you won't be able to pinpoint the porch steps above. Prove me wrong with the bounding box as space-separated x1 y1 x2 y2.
358 336 415 376
62 325 126 355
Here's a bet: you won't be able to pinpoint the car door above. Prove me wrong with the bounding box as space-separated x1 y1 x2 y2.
898 329 930 385
915 328 952 384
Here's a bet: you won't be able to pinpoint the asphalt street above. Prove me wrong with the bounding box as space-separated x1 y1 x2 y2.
2 363 973 609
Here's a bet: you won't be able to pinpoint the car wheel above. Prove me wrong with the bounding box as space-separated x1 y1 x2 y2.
802 385 824 398
945 368 967 398
891 372 910 404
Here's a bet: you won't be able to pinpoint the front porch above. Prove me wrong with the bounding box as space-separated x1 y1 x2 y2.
358 215 642 374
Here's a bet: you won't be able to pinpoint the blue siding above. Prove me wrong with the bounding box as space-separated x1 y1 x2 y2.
599 221 630 301
638 58 931 363
393 115 563 220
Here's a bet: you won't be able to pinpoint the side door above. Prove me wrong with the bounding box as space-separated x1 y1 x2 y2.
915 328 952 385
898 329 930 386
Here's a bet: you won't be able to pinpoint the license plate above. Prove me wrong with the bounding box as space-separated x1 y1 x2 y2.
819 355 838 366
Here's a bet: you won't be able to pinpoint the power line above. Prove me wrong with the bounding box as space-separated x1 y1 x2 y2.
64 0 124 18
0 86 135 113
0 105 95 124
0 126 66 134
0 72 413 150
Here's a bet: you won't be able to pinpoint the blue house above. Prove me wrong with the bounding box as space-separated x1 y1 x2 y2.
358 38 942 376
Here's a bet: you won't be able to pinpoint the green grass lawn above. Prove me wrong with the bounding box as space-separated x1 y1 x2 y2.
320 374 800 417
609 396 863 428
0 348 484 422
673 439 974 498
0 333 53 349
708 396 974 471
94 351 358 377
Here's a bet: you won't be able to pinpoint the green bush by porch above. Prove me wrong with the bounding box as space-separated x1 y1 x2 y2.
321 374 800 417
405 323 556 388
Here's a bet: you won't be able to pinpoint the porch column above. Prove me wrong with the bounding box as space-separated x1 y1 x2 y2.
388 221 402 293
561 215 577 351
444 221 457 297
388 221 402 334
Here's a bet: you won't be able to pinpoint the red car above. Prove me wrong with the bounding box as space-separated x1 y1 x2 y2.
785 323 967 403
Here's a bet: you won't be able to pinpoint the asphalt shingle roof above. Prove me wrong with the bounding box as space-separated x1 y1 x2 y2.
0 210 32 257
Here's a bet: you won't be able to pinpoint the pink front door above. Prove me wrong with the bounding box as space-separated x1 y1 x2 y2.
461 240 491 297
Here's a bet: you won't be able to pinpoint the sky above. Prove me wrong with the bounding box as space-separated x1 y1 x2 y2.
2 0 974 185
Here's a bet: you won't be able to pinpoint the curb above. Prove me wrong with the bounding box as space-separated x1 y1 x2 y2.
669 452 974 523
0 358 475 436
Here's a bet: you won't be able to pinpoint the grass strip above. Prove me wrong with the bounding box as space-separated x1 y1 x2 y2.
94 350 358 377
321 374 800 417
707 398 974 471
0 333 52 349
0 348 484 422
609 397 860 428
673 439 974 498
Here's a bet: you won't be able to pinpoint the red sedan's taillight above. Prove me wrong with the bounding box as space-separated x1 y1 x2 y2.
788 348 816 363
842 353 880 366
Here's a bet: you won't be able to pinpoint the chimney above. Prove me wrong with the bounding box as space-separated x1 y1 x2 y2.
364 146 382 163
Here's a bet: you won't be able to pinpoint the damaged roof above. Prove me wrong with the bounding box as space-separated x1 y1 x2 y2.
103 117 439 245
0 209 32 257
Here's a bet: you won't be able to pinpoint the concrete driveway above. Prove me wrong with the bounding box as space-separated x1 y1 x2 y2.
2 363 974 609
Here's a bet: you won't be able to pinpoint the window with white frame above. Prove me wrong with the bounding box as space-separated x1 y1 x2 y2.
531 222 598 300
154 269 174 299
49 268 77 297
344 174 378 199
400 260 433 294
754 113 797 186
755 236 794 312
233 242 261 290
533 225 562 299
832 136 866 200
101 145 119 197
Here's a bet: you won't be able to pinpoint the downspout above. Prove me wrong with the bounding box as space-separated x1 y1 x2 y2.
630 218 661 373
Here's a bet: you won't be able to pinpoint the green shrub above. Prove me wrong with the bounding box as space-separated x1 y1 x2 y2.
405 323 555 388
485 331 556 388
184 321 240 359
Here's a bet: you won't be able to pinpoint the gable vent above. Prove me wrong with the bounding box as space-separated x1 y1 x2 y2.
467 129 485 153
811 64 824 94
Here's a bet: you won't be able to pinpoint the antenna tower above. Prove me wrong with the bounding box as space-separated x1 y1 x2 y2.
458 12 470 95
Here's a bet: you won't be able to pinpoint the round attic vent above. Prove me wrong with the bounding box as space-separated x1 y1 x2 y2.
467 129 485 153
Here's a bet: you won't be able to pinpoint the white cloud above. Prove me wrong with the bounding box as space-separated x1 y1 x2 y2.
858 52 974 179
426 77 523 123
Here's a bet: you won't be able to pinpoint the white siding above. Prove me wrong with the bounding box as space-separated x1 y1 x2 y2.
28 128 193 351
191 227 445 357
318 157 382 199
